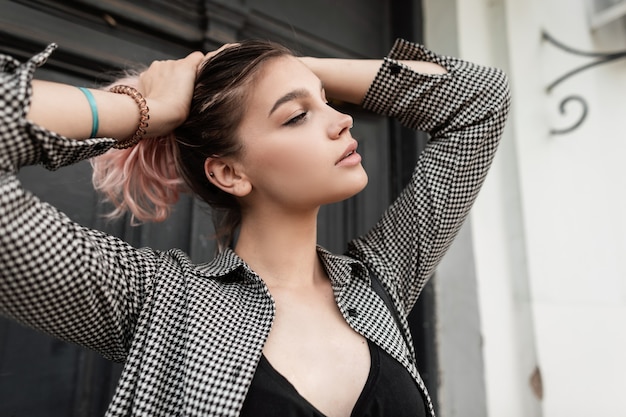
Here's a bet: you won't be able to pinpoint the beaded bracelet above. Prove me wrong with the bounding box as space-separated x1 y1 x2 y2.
109 85 150 149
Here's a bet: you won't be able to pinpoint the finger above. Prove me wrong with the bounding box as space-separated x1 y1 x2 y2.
202 43 239 62
184 50 205 65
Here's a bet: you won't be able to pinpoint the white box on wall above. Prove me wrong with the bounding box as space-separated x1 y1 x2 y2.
587 0 626 29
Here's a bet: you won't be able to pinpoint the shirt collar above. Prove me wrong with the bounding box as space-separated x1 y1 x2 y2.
194 247 247 281
316 246 368 286
194 246 368 286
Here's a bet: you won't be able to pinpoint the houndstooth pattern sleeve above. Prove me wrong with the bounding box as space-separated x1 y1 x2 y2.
0 45 160 362
349 39 511 313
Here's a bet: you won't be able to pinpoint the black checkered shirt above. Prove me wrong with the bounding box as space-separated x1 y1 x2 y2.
0 40 510 417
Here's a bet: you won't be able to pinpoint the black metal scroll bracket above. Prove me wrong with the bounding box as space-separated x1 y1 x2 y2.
542 30 626 135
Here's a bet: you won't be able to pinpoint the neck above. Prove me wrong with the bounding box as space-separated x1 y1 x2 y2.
234 207 324 289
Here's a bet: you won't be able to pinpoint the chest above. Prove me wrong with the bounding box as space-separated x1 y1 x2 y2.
120 273 421 416
262 282 371 417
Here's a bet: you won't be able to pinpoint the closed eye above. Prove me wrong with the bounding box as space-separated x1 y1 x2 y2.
284 112 308 126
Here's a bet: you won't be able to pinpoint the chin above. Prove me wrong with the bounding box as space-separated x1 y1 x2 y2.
327 172 369 204
355 168 369 189
354 173 369 194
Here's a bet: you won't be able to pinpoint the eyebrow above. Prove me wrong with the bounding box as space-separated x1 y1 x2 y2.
268 82 325 117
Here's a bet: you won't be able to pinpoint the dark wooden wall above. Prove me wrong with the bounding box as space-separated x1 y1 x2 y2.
0 0 437 414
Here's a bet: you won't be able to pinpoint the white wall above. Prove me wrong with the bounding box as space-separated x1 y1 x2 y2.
427 0 626 416
511 0 626 415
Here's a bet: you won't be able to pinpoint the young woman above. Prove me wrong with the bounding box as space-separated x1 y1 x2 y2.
0 38 509 417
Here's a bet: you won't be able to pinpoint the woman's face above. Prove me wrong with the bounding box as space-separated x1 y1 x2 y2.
235 56 368 211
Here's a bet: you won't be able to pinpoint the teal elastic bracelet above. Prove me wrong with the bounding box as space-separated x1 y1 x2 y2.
78 87 99 138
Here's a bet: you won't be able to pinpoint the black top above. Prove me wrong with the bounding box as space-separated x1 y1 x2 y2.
240 340 426 417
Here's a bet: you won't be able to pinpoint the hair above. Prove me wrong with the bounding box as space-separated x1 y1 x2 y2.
91 40 294 251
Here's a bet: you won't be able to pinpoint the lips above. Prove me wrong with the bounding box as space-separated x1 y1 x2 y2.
336 141 358 165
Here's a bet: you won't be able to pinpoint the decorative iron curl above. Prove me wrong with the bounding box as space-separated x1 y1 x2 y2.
542 30 626 135
550 95 588 135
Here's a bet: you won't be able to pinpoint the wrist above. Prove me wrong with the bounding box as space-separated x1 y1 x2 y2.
109 85 149 149
144 98 186 137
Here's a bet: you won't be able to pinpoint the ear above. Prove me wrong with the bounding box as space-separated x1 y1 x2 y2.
204 157 252 197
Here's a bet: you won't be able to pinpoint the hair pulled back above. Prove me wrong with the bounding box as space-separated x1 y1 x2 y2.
91 40 294 250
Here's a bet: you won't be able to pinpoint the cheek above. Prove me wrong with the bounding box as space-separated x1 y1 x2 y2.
250 144 332 204
246 141 367 206
256 139 324 177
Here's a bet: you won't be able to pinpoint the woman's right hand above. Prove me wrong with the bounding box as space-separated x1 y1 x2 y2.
27 45 235 141
137 51 205 137
138 44 238 137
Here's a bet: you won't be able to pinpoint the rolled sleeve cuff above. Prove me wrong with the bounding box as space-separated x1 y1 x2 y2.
361 39 457 121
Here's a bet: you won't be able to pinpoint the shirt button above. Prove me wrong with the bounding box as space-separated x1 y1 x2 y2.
347 308 358 318
390 63 402 75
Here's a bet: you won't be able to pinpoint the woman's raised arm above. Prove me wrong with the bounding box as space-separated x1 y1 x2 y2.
299 56 447 104
27 50 205 141
337 40 510 313
0 45 204 360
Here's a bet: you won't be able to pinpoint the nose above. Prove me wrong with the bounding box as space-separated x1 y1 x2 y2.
328 108 353 140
